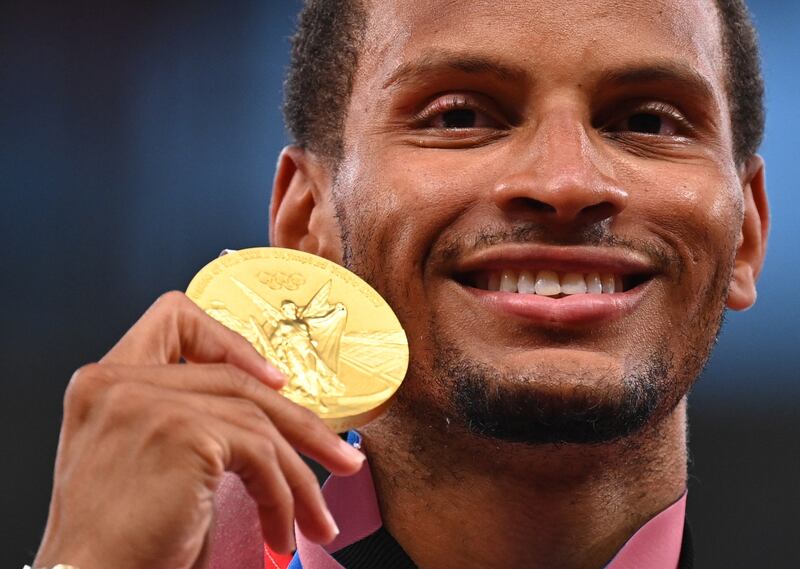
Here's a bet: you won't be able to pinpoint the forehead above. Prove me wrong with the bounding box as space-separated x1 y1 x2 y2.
355 0 725 102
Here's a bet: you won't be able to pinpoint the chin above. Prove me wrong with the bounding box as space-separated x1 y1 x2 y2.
425 339 686 446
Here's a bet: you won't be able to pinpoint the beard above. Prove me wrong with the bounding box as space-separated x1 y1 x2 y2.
333 188 730 447
431 337 675 445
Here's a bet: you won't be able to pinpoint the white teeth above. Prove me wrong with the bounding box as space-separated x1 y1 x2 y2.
586 272 602 294
535 270 561 296
500 270 518 292
482 270 625 295
601 273 615 294
518 270 536 293
560 273 587 295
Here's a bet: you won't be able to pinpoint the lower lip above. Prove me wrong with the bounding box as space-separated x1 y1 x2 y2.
461 282 650 326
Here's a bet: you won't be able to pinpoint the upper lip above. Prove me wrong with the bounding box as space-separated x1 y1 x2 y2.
451 244 657 276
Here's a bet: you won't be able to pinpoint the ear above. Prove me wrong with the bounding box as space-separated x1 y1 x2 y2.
269 146 342 261
726 154 769 311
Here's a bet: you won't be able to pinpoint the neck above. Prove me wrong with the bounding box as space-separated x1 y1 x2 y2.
361 398 688 569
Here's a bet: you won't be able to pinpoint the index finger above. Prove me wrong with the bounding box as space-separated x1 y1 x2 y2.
102 291 286 389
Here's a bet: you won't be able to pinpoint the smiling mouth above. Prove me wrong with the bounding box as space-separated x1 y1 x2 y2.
447 244 659 324
457 269 652 297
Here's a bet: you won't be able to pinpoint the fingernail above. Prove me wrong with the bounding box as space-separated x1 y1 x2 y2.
324 508 340 539
339 439 366 465
218 248 238 257
265 361 287 386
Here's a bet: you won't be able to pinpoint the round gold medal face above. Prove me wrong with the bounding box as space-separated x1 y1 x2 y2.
186 247 409 432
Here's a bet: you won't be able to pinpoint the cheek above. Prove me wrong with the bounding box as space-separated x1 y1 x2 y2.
625 160 742 321
338 145 490 279
625 156 740 259
333 153 455 333
336 146 503 368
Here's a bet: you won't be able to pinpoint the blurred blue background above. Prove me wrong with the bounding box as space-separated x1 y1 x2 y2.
1 0 798 566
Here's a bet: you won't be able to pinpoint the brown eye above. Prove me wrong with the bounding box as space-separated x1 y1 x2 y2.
627 113 664 134
431 107 499 129
415 93 504 131
605 103 686 137
441 109 478 128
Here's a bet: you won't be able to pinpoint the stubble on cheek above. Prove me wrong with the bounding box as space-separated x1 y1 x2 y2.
331 173 403 286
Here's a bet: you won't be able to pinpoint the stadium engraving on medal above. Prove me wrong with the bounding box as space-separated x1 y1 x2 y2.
186 247 409 432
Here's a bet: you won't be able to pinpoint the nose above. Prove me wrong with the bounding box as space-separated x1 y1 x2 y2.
492 117 627 226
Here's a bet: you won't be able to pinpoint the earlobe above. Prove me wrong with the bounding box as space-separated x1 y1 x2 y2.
269 146 342 261
728 261 756 310
726 155 769 311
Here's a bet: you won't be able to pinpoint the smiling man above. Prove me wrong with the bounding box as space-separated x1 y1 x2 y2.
32 1 768 569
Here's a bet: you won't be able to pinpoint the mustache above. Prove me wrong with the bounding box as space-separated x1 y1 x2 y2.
434 223 679 274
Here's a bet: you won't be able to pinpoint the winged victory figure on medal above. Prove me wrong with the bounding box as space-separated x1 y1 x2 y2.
206 278 348 410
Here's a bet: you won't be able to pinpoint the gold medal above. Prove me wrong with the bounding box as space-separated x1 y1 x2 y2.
186 247 408 432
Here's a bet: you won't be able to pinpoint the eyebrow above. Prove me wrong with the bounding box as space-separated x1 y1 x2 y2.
595 62 717 103
381 51 528 89
382 52 718 104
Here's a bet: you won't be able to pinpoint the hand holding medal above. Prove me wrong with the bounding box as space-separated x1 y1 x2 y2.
187 247 409 432
34 249 391 568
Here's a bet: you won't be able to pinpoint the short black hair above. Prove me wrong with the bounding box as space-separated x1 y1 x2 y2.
283 0 764 165
283 0 368 162
716 0 765 164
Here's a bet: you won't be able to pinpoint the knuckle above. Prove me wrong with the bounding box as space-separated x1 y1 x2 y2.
221 363 249 387
259 438 278 460
238 399 268 425
292 466 321 495
221 364 260 397
154 290 189 313
144 406 202 448
263 488 294 514
192 437 226 473
64 363 106 413
103 380 134 403
100 382 140 418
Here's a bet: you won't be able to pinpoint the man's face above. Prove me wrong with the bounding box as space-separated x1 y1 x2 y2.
326 0 746 443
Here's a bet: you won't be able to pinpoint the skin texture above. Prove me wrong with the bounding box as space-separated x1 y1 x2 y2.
271 0 768 567
36 1 769 568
